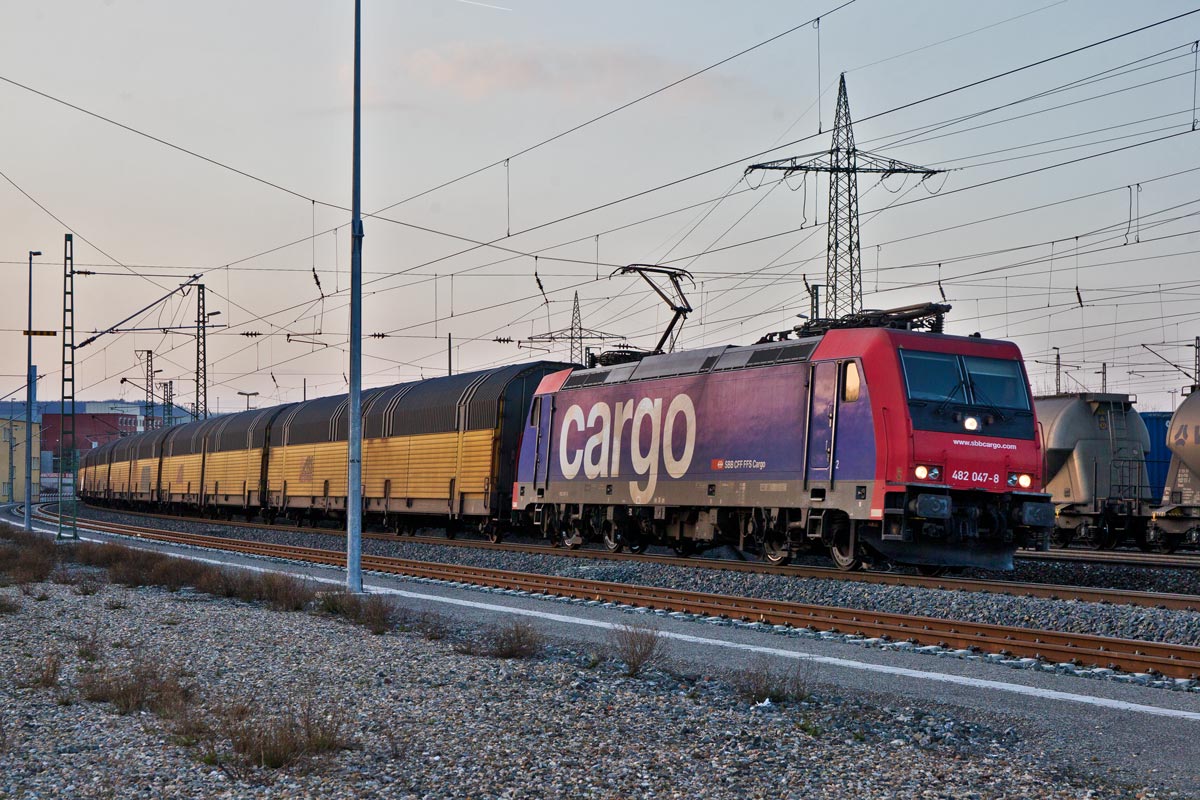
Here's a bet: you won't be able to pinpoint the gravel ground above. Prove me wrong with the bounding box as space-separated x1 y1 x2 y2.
0 575 1182 799
76 506 1200 650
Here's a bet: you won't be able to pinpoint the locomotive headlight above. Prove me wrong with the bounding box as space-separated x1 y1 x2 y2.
1007 472 1032 488
914 465 929 480
963 416 980 432
914 465 941 481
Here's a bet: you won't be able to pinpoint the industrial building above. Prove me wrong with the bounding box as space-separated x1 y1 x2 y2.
0 418 41 504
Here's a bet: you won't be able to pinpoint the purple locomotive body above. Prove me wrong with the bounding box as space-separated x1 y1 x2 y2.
511 338 883 564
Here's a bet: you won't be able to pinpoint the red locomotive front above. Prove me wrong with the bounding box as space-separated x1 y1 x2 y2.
820 326 1052 569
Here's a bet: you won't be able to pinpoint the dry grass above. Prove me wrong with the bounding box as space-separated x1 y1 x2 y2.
67 536 318 613
0 594 20 614
78 657 194 716
29 651 62 689
76 631 103 663
317 591 395 635
72 573 106 596
414 611 449 640
608 622 668 677
476 618 545 660
729 654 816 705
214 697 352 771
0 527 58 585
193 567 259 599
259 573 317 611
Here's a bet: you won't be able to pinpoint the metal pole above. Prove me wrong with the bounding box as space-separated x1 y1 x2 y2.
346 0 364 593
24 366 35 531
8 411 14 503
25 250 40 531
1053 347 1061 394
448 333 452 376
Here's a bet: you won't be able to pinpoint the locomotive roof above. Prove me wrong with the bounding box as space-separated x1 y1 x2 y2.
561 336 823 390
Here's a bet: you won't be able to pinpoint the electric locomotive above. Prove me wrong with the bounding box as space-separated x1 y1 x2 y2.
513 304 1054 570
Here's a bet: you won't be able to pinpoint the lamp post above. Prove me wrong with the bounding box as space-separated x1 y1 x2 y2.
24 250 41 532
237 390 258 411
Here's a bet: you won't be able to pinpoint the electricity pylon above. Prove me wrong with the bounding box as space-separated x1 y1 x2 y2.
527 292 623 365
746 74 941 319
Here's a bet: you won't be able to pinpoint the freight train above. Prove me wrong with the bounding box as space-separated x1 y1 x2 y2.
1035 389 1200 552
78 304 1055 571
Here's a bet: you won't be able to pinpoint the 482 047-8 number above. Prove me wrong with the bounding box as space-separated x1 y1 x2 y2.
951 469 999 484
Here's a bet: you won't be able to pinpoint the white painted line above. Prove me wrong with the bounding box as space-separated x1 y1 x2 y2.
48 522 1200 723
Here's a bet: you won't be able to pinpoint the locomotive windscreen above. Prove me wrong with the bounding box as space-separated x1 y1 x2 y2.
901 351 1029 410
962 356 1029 410
900 351 966 403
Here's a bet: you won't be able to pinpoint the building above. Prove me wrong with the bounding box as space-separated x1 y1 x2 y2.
0 418 41 504
40 403 142 454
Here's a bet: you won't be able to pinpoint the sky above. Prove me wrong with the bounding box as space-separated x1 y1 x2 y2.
1 0 1199 414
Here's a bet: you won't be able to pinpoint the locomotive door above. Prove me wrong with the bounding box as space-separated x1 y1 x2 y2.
532 396 553 492
805 362 837 484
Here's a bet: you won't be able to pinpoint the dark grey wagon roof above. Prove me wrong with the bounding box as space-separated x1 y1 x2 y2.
282 362 572 446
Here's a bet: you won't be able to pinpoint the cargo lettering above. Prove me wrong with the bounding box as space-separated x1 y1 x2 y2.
559 393 696 504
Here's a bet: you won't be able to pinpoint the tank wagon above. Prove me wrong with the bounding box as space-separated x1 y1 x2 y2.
1035 393 1153 549
1148 389 1200 550
512 308 1053 571
78 362 569 534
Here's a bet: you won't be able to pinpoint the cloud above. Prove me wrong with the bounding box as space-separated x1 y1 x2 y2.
402 41 747 104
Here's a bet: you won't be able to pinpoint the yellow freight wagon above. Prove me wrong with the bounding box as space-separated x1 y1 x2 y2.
78 362 567 536
266 363 566 529
202 405 290 514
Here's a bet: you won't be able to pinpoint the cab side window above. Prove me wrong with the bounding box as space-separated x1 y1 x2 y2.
842 361 861 403
529 396 542 427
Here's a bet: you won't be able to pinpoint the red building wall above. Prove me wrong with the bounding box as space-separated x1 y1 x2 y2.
40 412 140 454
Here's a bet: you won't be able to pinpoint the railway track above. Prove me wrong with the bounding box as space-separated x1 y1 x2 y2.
35 506 1200 680
1018 548 1200 570
74 504 1200 612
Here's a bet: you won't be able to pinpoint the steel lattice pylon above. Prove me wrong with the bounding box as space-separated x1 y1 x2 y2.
141 350 156 429
747 74 941 319
57 233 78 539
527 292 623 365
827 78 860 319
195 284 207 420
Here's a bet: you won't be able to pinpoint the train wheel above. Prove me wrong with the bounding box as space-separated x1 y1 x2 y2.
484 523 501 545
672 539 697 558
627 537 648 555
1154 537 1179 555
602 523 623 554
828 516 861 572
1051 528 1074 549
762 532 791 566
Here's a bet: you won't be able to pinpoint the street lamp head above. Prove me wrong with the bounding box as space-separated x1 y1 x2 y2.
29 251 41 257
